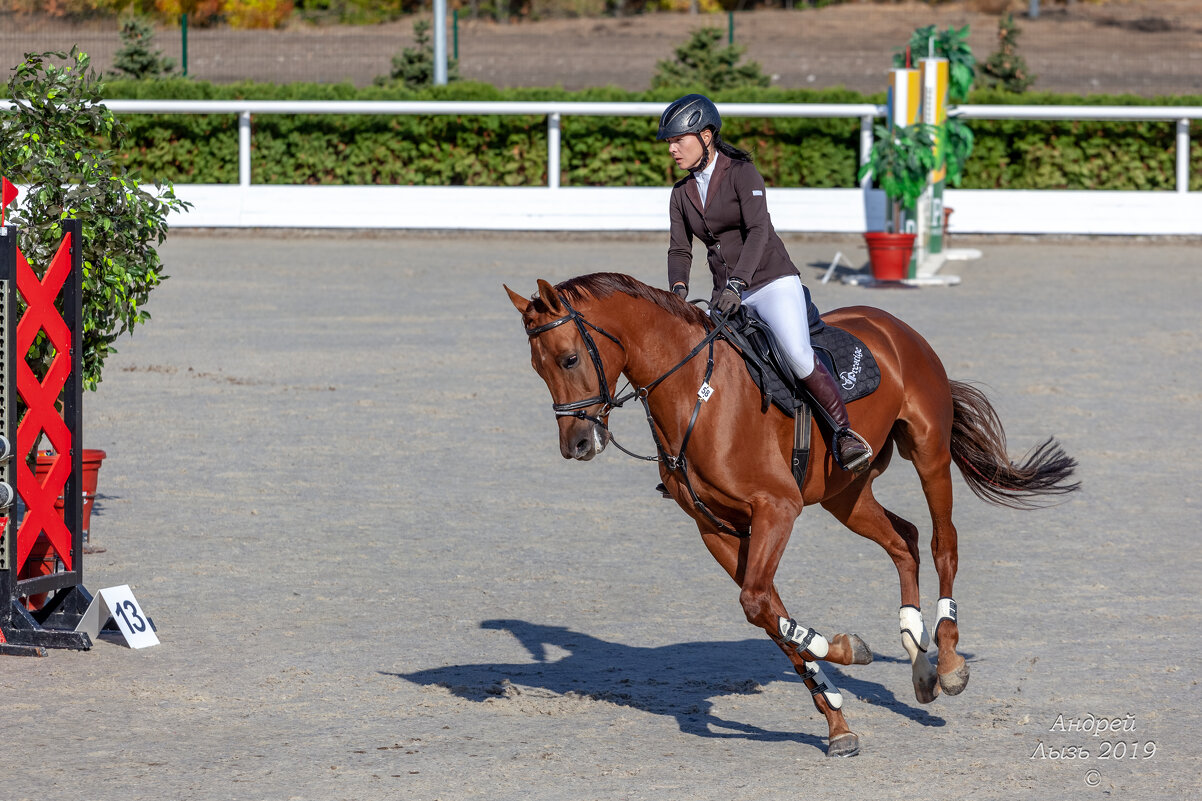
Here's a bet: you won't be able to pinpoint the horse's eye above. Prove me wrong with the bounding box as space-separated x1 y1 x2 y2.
561 353 580 370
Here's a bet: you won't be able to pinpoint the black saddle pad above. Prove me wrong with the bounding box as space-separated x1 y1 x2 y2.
722 303 881 416
813 324 881 404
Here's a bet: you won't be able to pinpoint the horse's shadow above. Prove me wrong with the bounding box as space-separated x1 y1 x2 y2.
387 619 945 752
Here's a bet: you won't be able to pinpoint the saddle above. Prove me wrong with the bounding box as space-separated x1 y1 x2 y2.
721 290 881 417
717 288 881 490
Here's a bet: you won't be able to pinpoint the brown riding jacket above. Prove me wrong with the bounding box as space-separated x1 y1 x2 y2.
667 152 800 303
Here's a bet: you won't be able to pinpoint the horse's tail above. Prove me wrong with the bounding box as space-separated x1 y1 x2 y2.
948 380 1080 509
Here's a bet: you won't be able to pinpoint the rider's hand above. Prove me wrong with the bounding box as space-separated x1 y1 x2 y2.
672 283 688 301
714 280 745 314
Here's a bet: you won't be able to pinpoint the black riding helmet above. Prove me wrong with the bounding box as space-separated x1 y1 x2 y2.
657 94 721 172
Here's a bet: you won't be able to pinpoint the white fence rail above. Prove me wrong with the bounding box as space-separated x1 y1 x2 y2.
7 100 1202 233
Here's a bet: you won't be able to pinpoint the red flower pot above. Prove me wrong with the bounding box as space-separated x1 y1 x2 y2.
34 448 107 541
863 232 916 282
20 449 108 609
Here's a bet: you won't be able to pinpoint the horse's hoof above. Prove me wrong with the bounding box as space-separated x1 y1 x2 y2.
848 634 874 665
912 654 940 704
914 678 940 704
938 661 971 696
827 732 860 758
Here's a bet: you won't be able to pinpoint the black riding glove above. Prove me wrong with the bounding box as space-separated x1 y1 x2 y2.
714 279 746 315
672 283 688 301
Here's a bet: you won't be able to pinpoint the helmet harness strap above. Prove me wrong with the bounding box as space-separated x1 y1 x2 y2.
689 132 710 173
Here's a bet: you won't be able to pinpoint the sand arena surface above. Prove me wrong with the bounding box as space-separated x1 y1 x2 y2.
3 230 1199 800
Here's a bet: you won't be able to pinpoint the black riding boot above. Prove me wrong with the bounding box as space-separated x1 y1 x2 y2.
800 361 873 473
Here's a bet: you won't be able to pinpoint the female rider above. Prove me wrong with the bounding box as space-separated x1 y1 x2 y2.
658 93 871 473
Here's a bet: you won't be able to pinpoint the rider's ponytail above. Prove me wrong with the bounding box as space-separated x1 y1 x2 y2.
715 134 752 163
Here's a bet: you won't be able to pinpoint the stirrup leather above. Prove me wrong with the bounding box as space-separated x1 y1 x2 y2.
834 428 873 473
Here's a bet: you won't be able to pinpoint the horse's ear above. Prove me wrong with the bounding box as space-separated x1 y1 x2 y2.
536 279 564 313
504 284 530 314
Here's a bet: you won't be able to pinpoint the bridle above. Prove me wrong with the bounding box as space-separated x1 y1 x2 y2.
525 290 742 535
524 292 631 420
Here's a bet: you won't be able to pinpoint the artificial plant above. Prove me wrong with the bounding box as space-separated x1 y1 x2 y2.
893 24 976 187
858 123 939 233
0 49 189 393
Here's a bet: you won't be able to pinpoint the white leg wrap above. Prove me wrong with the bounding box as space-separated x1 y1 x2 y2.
899 605 930 659
778 617 829 659
935 597 958 636
802 660 843 709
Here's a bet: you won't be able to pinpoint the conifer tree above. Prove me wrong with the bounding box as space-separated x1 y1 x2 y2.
652 27 769 91
111 17 175 81
982 14 1035 93
378 19 460 90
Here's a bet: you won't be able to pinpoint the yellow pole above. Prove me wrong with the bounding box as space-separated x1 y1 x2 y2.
886 68 921 235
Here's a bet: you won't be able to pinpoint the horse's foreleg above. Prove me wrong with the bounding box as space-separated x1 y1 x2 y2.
699 511 860 758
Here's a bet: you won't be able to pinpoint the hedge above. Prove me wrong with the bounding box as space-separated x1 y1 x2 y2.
102 79 1202 191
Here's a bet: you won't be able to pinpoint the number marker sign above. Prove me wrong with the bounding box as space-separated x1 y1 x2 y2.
74 585 159 649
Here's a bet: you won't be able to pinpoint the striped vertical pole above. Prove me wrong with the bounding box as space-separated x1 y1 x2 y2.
919 57 950 276
886 68 920 235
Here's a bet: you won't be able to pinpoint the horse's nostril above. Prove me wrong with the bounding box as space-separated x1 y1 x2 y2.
575 438 590 457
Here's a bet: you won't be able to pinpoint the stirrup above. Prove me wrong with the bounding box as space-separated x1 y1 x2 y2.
834 429 873 474
654 482 672 499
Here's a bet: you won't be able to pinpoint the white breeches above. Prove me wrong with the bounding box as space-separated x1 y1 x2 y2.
741 275 816 380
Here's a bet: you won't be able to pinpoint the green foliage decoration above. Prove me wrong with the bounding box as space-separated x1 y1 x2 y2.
943 113 974 187
652 27 770 92
858 122 938 227
894 25 975 104
981 14 1036 94
111 17 176 80
0 50 190 392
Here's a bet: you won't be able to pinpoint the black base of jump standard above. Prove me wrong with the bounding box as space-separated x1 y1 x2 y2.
0 587 94 656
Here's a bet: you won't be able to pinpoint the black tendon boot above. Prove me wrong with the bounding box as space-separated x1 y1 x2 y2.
800 361 873 473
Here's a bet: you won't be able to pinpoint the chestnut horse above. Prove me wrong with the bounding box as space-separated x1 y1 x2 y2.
505 273 1078 757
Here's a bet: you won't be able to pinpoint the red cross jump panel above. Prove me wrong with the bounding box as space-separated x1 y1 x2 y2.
0 212 91 654
16 231 77 572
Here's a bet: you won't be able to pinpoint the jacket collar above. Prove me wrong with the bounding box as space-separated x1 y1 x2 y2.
685 151 729 214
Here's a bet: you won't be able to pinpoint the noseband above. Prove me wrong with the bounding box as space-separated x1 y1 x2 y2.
524 293 630 418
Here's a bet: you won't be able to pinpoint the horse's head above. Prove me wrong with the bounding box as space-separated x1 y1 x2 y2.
506 279 626 462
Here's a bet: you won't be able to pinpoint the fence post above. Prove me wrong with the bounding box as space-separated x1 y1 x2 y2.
1177 118 1190 193
239 111 252 188
434 0 448 86
180 13 188 77
548 113 561 190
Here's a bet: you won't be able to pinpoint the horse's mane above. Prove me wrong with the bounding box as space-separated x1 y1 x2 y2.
528 272 710 329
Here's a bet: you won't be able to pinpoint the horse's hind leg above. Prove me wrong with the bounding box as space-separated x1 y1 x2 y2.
821 469 941 705
901 423 970 696
698 520 865 757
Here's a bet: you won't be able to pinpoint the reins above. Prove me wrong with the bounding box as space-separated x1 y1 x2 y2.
525 293 744 536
